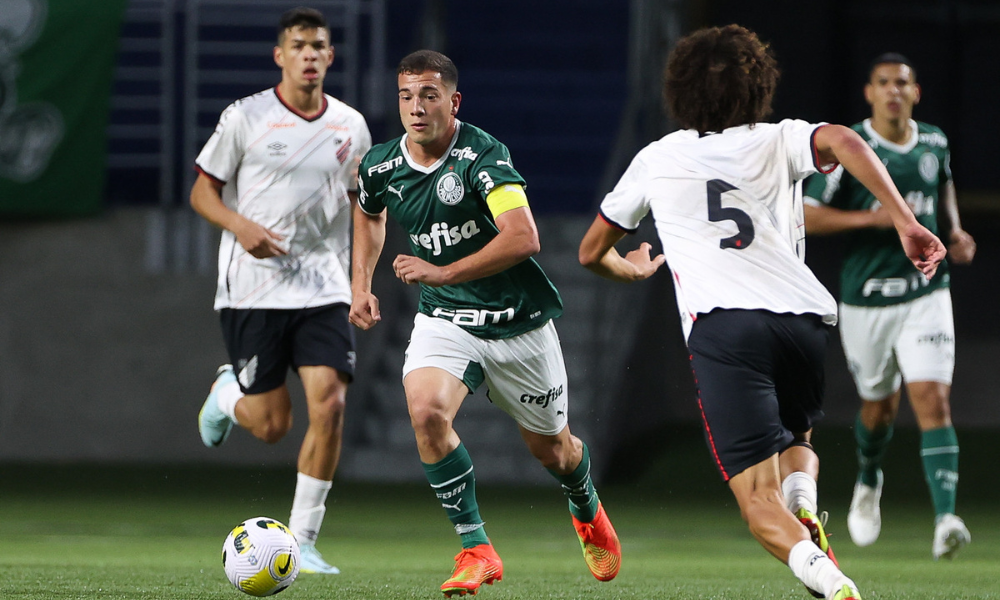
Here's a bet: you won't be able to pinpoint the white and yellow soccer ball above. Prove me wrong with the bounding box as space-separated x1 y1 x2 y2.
222 517 300 596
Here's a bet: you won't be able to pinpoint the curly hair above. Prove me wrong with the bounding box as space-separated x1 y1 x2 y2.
663 25 780 134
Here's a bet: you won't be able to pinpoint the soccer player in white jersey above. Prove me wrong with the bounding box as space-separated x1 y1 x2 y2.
803 53 976 559
579 25 946 600
189 7 371 575
351 50 620 597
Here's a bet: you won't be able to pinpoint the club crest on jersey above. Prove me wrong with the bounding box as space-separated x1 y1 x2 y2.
918 152 939 183
436 172 465 205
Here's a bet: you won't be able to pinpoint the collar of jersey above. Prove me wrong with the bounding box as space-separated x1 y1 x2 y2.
273 86 329 122
400 120 463 174
862 118 918 154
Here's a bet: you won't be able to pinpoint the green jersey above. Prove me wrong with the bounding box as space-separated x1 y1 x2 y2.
803 119 951 307
358 120 563 339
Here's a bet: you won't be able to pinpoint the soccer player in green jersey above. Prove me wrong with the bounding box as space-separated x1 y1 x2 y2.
350 50 621 597
803 53 976 560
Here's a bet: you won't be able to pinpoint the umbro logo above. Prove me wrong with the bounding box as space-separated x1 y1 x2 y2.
267 141 287 156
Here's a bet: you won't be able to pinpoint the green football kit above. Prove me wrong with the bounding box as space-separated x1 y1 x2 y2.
803 119 951 307
358 120 562 339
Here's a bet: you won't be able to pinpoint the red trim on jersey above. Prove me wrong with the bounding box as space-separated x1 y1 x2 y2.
598 209 638 234
273 86 329 122
689 355 729 481
811 125 839 174
194 164 226 186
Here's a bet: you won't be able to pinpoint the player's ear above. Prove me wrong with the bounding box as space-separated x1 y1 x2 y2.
274 45 284 69
451 91 461 115
863 83 874 106
913 83 921 105
326 44 335 67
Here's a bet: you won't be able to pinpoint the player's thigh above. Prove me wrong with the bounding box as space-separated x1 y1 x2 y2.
895 289 955 386
480 320 569 436
219 308 294 395
402 313 486 413
290 303 356 384
839 302 905 400
687 309 794 482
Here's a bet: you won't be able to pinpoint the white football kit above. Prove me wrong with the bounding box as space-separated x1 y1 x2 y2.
196 87 372 310
599 119 839 339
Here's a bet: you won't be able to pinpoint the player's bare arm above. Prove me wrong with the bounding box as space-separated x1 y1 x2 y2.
349 205 387 330
392 205 541 287
803 203 894 235
190 173 287 259
578 216 665 282
940 180 976 264
813 124 946 277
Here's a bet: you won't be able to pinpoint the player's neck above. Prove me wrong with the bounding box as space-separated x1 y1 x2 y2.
870 116 913 145
276 81 325 117
405 124 457 167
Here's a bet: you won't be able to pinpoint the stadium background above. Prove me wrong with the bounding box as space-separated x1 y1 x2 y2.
1 0 998 502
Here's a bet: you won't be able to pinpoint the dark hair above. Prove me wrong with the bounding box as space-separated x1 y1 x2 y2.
397 50 459 88
869 52 917 81
277 7 328 44
663 24 780 134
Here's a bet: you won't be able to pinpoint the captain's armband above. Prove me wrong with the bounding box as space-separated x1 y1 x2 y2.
486 184 529 219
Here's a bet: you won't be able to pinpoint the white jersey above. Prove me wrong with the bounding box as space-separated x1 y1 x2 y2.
600 119 838 340
196 87 372 310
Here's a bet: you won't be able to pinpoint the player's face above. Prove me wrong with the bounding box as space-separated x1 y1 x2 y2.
398 71 461 147
865 63 921 122
274 26 333 90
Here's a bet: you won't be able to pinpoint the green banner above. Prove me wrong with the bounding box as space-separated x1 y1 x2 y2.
0 0 126 217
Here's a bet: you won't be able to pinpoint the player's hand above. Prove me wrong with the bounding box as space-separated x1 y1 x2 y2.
623 242 666 281
948 228 976 265
349 291 381 330
393 254 447 287
899 222 946 279
233 217 287 258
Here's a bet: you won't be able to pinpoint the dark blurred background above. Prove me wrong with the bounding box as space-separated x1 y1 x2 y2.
1 1 997 502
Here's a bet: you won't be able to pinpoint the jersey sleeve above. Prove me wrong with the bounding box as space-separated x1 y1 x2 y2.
194 102 245 184
357 151 386 215
597 150 651 233
470 141 526 198
342 116 373 193
780 119 836 182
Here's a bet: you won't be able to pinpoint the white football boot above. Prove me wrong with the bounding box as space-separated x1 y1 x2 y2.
932 513 970 560
847 470 882 547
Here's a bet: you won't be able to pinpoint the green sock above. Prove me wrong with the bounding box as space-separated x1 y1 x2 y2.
548 442 599 522
921 426 959 517
423 443 489 549
855 412 893 487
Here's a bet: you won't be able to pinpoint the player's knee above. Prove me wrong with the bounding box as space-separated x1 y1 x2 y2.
257 414 293 444
408 403 452 438
311 392 347 427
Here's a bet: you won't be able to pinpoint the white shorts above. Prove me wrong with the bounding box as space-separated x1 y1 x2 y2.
402 313 569 435
839 288 955 401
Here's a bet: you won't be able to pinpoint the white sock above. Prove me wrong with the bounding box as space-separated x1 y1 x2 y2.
788 539 855 599
782 471 818 514
215 379 243 425
289 472 332 545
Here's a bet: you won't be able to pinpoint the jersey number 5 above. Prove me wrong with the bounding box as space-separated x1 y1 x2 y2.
707 179 755 250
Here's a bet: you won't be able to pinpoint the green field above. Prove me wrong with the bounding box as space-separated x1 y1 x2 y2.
1 446 997 600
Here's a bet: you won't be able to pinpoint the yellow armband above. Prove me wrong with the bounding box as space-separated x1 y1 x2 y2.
485 184 529 219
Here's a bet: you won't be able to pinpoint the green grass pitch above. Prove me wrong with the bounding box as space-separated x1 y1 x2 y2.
0 458 997 600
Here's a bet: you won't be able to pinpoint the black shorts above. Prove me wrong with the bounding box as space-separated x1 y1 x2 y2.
219 303 355 395
687 309 830 481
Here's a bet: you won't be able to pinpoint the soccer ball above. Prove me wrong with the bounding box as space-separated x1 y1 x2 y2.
222 517 300 596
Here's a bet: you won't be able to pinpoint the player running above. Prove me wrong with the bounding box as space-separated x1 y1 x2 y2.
578 25 945 600
803 53 975 559
351 50 620 597
191 7 371 575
